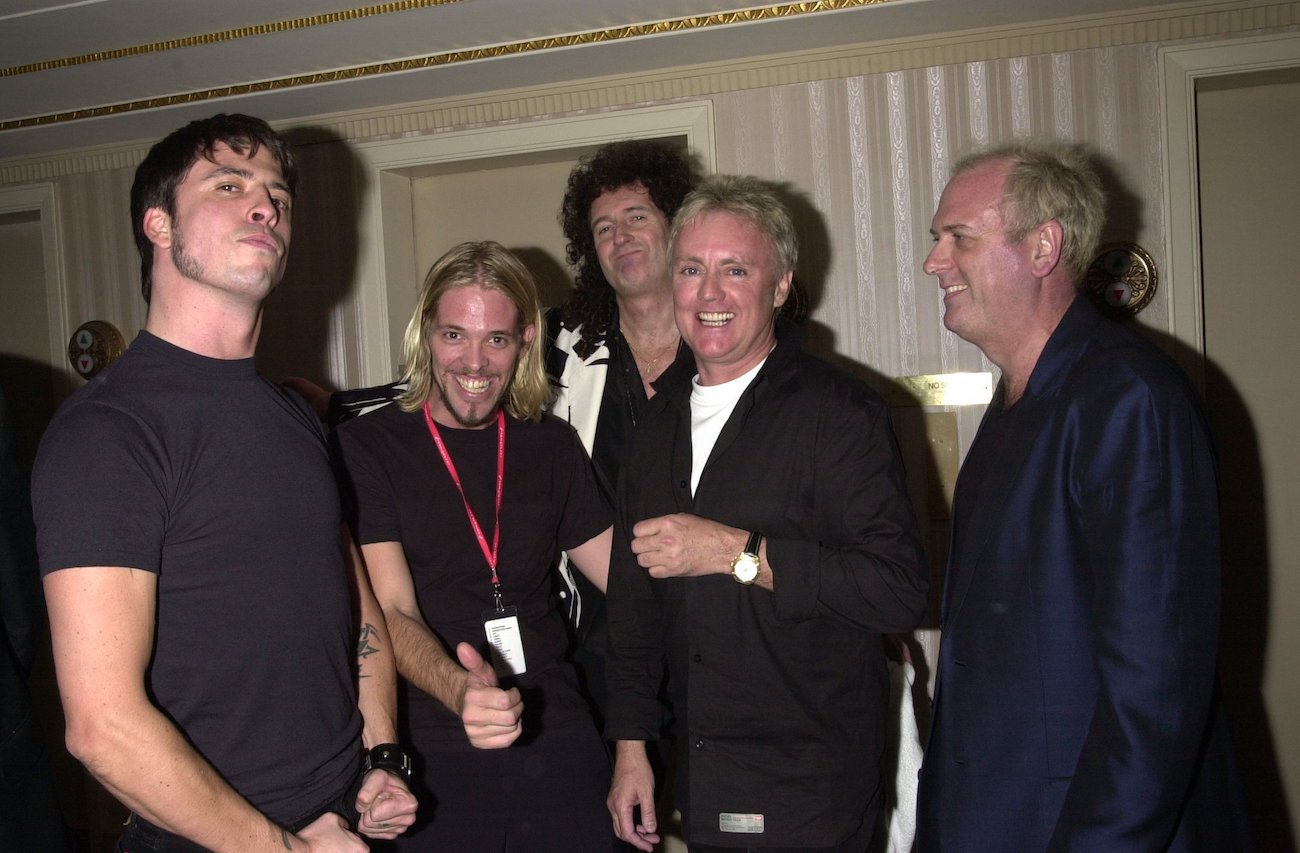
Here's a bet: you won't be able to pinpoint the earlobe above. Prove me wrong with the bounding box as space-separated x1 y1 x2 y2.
773 271 793 309
1030 221 1063 277
144 208 173 247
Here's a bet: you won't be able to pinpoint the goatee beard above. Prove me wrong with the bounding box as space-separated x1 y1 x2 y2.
436 376 507 428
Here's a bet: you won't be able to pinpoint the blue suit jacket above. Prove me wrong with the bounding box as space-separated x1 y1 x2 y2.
916 297 1249 851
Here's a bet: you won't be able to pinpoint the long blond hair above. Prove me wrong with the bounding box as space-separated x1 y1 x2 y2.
397 241 549 421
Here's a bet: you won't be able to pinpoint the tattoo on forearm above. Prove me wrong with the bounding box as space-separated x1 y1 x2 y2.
357 622 382 678
280 828 293 849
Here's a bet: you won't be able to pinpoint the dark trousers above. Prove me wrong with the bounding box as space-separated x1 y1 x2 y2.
115 770 362 852
389 724 617 852
686 798 877 853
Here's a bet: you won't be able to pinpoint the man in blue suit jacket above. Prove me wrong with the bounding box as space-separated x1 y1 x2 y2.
915 140 1250 851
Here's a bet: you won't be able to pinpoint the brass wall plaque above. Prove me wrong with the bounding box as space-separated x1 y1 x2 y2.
886 372 993 407
67 320 125 380
1085 242 1157 317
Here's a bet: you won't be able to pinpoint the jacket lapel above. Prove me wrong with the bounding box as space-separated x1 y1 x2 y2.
943 296 1098 625
943 390 1042 624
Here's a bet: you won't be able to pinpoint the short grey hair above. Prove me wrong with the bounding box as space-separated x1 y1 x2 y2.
670 174 797 275
954 139 1105 281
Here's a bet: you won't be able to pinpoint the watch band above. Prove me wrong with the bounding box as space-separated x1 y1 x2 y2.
363 742 413 781
743 530 762 557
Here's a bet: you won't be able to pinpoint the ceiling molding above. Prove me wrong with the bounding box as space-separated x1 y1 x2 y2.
2 0 1295 184
1 0 463 78
0 0 890 132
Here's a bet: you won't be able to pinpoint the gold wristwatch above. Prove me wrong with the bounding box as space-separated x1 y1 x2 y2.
730 531 762 585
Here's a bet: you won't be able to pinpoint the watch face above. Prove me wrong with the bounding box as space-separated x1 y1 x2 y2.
731 553 759 584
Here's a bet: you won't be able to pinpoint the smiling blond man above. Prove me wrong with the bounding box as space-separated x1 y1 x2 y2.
334 241 619 851
605 176 928 852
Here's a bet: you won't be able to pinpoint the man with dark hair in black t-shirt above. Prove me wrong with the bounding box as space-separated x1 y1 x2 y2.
335 241 617 851
32 114 416 852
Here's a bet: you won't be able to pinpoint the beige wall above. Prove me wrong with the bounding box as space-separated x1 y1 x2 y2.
0 214 46 360
411 157 586 310
0 40 1175 427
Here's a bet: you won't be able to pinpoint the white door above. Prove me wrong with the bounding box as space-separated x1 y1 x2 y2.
1197 69 1300 850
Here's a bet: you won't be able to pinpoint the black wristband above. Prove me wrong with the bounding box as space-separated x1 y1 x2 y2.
363 743 413 781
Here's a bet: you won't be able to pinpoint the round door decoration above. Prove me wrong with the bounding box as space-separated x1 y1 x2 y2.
1085 243 1157 318
67 320 126 380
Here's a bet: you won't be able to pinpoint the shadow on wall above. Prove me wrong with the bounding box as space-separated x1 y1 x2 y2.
1096 146 1291 851
258 126 369 389
1202 351 1295 852
510 246 574 311
772 181 950 636
1 362 124 851
1093 152 1146 248
0 355 68 472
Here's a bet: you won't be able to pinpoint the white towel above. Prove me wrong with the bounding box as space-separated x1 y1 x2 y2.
882 659 923 853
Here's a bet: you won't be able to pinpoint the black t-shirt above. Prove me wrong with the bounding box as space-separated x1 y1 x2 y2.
335 405 610 752
32 331 361 825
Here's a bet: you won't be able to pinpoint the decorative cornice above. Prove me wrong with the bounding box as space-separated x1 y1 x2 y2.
0 0 889 131
313 0 1300 143
1 0 462 78
2 0 1297 183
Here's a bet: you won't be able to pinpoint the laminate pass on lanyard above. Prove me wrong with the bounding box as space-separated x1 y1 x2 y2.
424 405 527 677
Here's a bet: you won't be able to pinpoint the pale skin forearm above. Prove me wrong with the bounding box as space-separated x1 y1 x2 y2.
384 606 472 713
630 514 774 590
346 528 398 748
45 567 324 853
78 704 300 851
347 534 420 839
357 541 470 712
355 617 396 745
361 540 521 748
383 604 523 748
608 739 659 852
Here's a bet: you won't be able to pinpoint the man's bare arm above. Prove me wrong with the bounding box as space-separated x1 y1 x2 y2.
566 525 613 594
629 514 774 590
344 527 418 839
346 525 398 748
360 540 522 748
608 740 659 852
44 566 363 852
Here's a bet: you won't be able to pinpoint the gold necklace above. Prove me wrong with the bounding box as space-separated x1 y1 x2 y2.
627 337 678 377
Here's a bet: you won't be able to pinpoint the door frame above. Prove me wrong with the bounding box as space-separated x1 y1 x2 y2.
349 101 716 384
1159 31 1300 387
0 182 71 391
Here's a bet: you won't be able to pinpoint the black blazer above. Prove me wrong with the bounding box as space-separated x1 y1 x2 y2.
917 297 1251 851
606 321 928 847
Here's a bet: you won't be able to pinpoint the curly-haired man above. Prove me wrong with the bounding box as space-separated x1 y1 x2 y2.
549 139 700 724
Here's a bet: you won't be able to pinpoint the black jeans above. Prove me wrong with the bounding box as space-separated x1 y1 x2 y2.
116 770 363 852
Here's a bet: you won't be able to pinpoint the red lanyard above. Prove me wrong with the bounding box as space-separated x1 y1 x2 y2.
424 405 506 599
